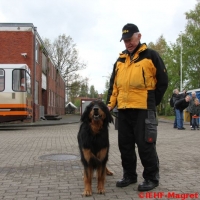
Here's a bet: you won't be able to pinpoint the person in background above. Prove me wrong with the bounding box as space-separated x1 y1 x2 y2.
175 89 187 101
190 98 200 130
186 91 196 127
106 23 168 191
173 89 187 128
174 95 191 130
172 89 179 128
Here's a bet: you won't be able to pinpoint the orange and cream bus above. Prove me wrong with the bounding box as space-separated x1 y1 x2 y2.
0 64 32 123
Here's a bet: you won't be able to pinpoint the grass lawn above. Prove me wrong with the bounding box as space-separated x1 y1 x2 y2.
158 115 175 121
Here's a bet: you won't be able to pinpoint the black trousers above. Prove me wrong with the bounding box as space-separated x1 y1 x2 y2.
118 109 159 181
190 113 192 126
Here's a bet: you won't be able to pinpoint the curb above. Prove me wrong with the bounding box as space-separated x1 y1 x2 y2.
0 121 80 128
0 118 189 128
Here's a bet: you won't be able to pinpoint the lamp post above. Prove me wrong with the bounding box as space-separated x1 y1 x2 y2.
180 32 183 92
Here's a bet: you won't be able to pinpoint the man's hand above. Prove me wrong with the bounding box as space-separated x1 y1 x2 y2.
107 106 112 111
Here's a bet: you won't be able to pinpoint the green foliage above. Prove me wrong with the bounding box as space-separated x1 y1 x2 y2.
102 79 110 103
79 82 89 97
148 1 200 115
88 85 99 98
181 2 200 89
68 81 81 102
43 35 87 102
74 99 80 108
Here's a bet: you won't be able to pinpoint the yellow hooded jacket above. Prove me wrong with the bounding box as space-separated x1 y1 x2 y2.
107 43 168 110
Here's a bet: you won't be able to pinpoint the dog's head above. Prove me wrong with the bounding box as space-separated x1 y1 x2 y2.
81 100 113 127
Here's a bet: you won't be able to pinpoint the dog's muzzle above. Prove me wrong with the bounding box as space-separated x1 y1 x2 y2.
93 105 101 120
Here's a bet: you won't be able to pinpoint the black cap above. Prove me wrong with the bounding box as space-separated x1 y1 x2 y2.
120 23 139 42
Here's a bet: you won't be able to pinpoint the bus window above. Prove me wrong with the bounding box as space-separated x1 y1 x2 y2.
20 78 26 91
0 69 5 91
26 71 31 94
13 69 26 92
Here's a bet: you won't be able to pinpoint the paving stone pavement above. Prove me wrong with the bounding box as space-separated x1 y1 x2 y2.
0 116 199 200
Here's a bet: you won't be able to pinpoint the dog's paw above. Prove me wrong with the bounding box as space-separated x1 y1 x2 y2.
106 167 114 176
83 190 92 196
97 187 105 194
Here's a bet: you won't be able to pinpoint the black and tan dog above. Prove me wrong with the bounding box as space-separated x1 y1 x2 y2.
77 100 113 196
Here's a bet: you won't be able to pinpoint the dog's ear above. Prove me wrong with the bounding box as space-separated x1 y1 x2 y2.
81 103 92 122
81 107 89 122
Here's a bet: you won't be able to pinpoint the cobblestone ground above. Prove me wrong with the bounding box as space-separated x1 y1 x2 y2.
0 122 199 200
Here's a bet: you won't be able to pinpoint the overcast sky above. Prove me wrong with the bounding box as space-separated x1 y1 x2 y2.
0 0 197 93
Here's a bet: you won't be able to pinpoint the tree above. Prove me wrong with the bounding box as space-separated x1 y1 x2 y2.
68 81 81 102
102 79 110 103
74 99 81 112
43 34 87 101
181 1 200 89
79 79 89 97
148 36 173 115
148 35 167 56
148 0 200 115
88 85 99 98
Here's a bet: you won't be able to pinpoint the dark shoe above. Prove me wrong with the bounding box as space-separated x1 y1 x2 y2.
177 128 183 130
116 177 137 187
138 180 159 191
182 127 186 129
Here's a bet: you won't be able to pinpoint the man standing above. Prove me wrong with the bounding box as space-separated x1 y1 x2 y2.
186 91 196 127
106 23 168 191
175 95 191 130
173 89 187 129
171 89 179 128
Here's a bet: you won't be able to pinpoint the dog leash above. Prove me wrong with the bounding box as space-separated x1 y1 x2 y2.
111 111 118 118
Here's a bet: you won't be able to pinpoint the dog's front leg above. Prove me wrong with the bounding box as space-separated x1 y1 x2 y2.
83 166 93 196
97 165 106 194
96 148 108 194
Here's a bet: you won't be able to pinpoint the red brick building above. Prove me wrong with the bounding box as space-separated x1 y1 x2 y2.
0 23 65 122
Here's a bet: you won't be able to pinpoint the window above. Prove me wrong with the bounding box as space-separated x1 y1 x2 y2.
49 90 51 106
51 90 53 106
26 72 31 94
13 69 26 92
0 69 5 91
35 81 38 104
35 40 39 63
12 68 31 93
